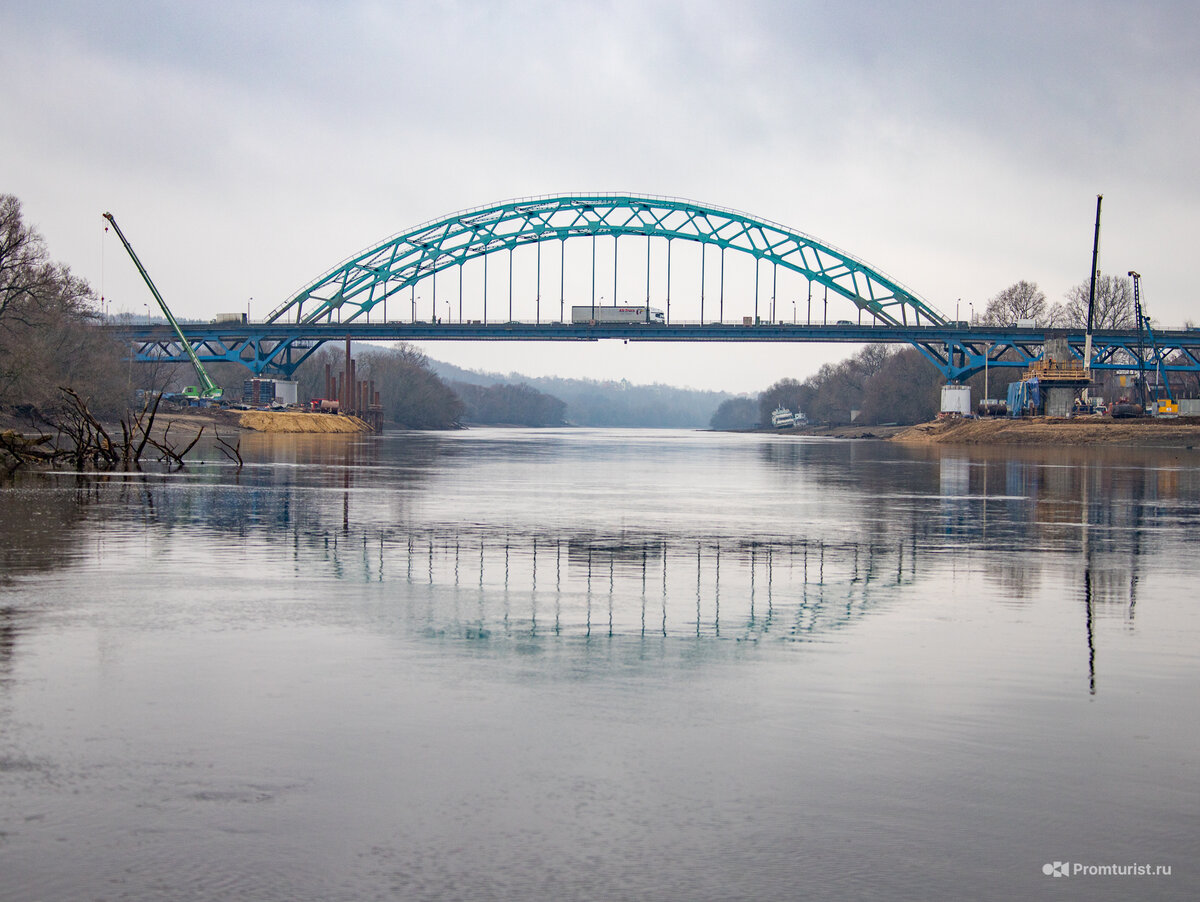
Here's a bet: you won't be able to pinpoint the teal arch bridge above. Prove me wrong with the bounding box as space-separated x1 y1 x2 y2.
108 194 1200 382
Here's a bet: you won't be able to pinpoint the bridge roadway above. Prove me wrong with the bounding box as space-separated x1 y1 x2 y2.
105 320 1200 382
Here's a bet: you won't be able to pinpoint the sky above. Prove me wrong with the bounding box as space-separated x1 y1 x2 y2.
3 0 1198 393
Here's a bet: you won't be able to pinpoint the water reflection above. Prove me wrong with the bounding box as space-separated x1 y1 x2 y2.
250 522 913 643
3 432 1198 684
4 430 1198 902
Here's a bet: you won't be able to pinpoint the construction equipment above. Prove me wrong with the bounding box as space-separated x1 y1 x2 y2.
1128 270 1174 412
1084 195 1102 374
103 213 223 400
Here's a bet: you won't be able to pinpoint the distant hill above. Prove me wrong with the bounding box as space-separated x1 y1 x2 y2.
430 359 732 428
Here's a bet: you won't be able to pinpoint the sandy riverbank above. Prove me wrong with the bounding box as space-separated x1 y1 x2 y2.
104 408 372 435
892 416 1200 448
0 405 373 436
237 411 371 433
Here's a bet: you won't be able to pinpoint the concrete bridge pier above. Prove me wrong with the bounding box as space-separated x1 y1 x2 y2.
1043 337 1086 417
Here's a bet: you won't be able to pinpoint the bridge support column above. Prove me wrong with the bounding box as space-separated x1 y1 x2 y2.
1045 387 1075 418
1043 337 1083 418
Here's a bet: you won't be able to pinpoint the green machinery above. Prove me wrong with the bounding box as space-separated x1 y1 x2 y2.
103 212 223 401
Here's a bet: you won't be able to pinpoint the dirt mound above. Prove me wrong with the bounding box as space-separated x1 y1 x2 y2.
238 411 371 434
893 416 1200 447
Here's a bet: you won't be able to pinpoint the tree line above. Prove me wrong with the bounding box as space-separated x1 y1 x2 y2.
0 194 128 420
431 360 732 428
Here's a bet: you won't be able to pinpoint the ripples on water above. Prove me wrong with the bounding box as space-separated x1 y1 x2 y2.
1 429 1198 901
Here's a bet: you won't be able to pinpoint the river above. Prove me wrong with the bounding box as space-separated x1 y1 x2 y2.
1 428 1197 901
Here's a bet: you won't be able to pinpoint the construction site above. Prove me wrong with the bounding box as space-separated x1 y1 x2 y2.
940 201 1194 424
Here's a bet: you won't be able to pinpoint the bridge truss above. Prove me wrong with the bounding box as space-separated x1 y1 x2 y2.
113 321 1200 383
268 193 944 326
110 193 1200 382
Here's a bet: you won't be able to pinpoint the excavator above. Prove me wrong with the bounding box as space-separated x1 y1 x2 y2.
103 213 223 401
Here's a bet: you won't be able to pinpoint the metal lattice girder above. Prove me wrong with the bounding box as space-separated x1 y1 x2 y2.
912 337 1044 383
913 329 1200 382
114 323 1200 381
266 193 946 328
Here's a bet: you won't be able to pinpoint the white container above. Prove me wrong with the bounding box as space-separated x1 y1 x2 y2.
940 384 972 415
570 305 665 324
273 380 299 406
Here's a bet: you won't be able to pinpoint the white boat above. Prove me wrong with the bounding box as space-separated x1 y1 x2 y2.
771 406 796 428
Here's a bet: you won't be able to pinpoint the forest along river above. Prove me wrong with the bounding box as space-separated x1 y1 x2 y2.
0 428 1197 902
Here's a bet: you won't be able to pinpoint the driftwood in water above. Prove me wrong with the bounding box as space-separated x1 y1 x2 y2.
1 430 59 476
213 428 243 469
2 389 208 474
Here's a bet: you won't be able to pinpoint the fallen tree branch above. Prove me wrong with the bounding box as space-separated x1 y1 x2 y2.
213 428 243 469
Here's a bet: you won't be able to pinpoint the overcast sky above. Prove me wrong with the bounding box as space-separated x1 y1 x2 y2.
4 0 1197 392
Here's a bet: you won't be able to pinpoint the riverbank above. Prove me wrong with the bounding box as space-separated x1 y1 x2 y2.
742 424 909 439
237 411 371 433
120 408 372 435
893 416 1200 447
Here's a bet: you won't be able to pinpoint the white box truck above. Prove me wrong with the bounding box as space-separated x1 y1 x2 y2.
571 305 665 324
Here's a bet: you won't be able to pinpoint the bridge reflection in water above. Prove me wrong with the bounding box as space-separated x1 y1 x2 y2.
312 526 916 644
3 432 1188 694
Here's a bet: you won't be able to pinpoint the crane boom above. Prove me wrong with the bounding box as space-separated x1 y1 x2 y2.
1083 194 1102 372
102 213 223 400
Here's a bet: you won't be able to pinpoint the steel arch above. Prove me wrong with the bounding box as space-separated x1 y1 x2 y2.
266 193 946 329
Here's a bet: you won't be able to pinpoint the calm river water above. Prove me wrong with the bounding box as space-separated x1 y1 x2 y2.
1 428 1198 901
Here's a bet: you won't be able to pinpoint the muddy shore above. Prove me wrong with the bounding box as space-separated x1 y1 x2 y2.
891 416 1200 448
767 424 910 440
0 406 372 437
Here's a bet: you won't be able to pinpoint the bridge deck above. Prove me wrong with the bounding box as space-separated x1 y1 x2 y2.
104 321 1200 381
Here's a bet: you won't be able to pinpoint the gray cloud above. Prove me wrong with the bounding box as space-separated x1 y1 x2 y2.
3 0 1197 390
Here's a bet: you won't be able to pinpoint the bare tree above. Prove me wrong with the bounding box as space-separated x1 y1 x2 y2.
760 345 895 426
981 280 1047 325
0 194 128 417
0 194 58 327
1057 274 1135 330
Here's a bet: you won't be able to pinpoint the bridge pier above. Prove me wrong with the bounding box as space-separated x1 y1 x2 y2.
1041 337 1090 417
